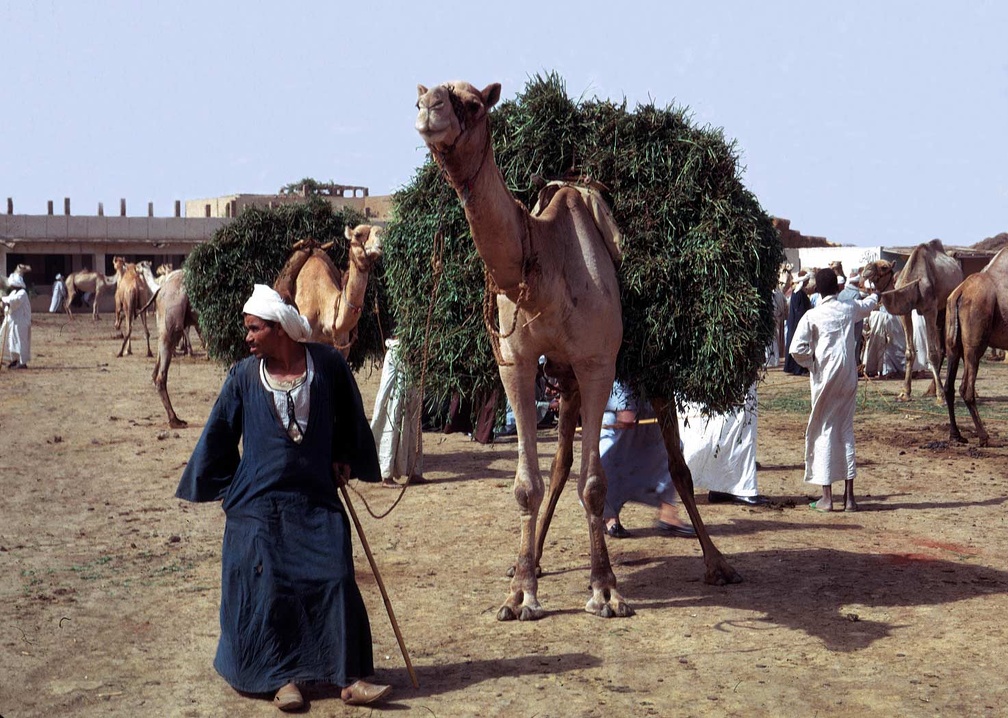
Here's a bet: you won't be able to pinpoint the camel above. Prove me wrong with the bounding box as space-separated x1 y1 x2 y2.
273 225 383 357
2 263 31 291
64 257 125 320
861 240 963 401
944 247 1008 446
113 262 155 358
416 80 738 621
140 268 199 428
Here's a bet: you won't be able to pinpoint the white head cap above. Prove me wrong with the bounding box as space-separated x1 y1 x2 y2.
242 284 312 343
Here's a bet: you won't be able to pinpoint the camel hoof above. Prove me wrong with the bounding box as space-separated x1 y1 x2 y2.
169 418 188 429
950 433 968 445
496 606 517 622
518 605 545 621
704 565 743 586
896 394 911 403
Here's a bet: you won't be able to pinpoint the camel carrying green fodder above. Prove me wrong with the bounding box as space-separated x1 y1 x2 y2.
393 74 784 619
184 200 391 370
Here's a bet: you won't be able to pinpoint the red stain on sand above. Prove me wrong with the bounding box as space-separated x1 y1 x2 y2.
913 538 978 556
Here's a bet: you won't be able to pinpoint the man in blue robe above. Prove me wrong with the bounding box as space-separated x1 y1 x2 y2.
176 284 390 710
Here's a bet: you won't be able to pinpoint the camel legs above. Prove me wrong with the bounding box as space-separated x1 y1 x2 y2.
944 334 967 444
576 368 632 618
496 360 547 621
154 330 186 428
652 397 742 586
899 313 916 399
532 384 580 571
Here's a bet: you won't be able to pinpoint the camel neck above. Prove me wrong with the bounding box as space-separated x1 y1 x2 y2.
452 141 528 293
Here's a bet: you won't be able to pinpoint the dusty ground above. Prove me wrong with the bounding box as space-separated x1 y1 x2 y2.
3 313 1008 717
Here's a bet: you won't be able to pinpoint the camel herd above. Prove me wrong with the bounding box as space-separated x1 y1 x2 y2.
783 239 1007 448
43 226 382 429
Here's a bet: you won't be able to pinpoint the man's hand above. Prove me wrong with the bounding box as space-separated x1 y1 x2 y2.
332 462 350 488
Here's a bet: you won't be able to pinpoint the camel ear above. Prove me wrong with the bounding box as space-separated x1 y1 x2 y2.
345 225 354 241
417 84 428 98
481 83 501 109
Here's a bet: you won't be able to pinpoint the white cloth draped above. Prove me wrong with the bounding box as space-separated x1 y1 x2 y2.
49 279 68 313
369 340 423 481
678 383 760 497
790 294 877 486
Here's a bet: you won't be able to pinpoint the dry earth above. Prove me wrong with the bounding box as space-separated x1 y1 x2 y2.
3 313 1008 717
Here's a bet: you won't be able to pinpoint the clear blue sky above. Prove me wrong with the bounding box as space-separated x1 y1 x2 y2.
2 1 1005 247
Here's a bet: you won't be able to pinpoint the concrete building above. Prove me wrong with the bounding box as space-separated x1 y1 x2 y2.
1 186 392 311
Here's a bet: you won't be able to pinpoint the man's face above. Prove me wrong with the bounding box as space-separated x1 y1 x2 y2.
244 315 281 358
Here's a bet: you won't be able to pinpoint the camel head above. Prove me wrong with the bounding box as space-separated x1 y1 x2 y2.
113 256 127 275
778 263 793 291
829 260 845 278
345 224 383 272
14 263 31 276
860 260 895 293
413 81 499 160
156 263 173 277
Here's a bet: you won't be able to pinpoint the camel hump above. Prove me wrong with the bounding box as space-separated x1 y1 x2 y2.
926 238 945 253
275 239 326 299
532 180 623 267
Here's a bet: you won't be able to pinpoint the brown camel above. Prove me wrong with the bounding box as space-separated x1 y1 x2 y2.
861 240 963 401
273 225 382 357
416 81 738 621
65 257 125 320
113 261 154 357
141 268 199 428
944 247 1008 446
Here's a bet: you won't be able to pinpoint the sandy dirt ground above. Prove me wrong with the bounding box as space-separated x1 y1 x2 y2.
3 313 1008 717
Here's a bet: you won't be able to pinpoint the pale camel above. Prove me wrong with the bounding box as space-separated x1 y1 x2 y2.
113 261 154 358
140 268 199 428
273 225 383 357
862 240 963 401
944 247 1008 446
416 80 738 621
141 262 199 356
65 257 125 320
2 263 31 291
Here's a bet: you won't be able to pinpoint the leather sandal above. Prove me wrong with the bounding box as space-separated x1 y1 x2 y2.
341 680 391 706
273 682 304 712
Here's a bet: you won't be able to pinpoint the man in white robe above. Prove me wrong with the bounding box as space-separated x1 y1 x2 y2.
49 274 68 313
862 304 906 377
1 274 32 369
789 268 877 512
369 338 425 487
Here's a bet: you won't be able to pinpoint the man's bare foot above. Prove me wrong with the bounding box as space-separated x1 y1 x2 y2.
380 478 400 489
844 499 858 512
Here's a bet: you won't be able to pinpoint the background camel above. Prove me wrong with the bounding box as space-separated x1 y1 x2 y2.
273 225 382 356
141 268 199 428
861 240 963 401
944 247 1008 446
64 257 125 320
113 262 155 358
416 80 738 622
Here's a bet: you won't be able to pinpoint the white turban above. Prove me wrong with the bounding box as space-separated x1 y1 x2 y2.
8 274 25 289
242 284 312 343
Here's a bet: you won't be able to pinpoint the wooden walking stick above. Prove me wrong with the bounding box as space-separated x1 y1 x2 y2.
339 484 420 689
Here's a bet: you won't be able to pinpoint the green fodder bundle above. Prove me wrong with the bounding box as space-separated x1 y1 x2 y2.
185 199 390 370
385 72 785 416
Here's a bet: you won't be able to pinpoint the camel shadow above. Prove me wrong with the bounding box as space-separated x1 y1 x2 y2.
299 651 601 705
620 547 1008 652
